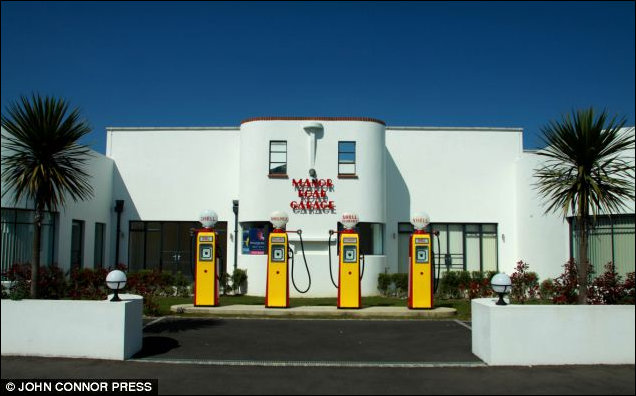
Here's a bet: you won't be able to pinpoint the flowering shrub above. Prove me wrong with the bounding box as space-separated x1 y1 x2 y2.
1 263 67 299
539 279 555 300
588 263 635 305
552 259 581 304
67 267 109 300
510 261 539 304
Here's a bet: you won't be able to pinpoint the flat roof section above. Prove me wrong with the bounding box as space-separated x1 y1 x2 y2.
240 116 387 126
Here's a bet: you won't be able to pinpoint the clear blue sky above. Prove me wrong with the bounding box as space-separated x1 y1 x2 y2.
2 1 634 153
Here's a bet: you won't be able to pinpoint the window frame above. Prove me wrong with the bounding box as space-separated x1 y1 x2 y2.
268 140 288 177
338 141 357 176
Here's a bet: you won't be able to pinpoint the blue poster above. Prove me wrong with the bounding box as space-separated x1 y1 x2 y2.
249 228 266 255
242 230 250 254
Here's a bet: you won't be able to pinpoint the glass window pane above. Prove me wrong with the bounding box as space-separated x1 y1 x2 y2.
145 229 161 270
339 142 355 152
339 163 356 175
270 163 287 174
128 231 144 272
270 141 286 151
339 152 355 163
270 152 286 163
94 223 105 268
481 233 497 272
16 210 33 224
130 221 144 231
465 233 480 272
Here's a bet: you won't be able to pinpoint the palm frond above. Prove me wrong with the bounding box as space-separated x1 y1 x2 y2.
1 93 94 212
534 108 634 220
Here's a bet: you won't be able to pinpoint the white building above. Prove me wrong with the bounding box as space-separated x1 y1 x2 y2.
2 117 634 297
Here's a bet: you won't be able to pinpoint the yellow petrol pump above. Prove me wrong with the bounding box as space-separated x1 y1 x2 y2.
266 211 312 308
328 213 364 309
408 212 434 309
194 210 220 307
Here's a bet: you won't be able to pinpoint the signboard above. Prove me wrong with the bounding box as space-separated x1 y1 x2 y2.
242 227 267 255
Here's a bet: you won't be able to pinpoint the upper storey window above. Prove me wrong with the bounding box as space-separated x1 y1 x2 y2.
338 141 356 176
269 140 287 176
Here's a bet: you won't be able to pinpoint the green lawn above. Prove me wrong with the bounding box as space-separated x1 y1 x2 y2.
158 295 472 320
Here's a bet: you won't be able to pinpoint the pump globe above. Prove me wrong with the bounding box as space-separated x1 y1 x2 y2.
411 212 430 230
270 211 289 229
199 209 218 229
341 213 359 230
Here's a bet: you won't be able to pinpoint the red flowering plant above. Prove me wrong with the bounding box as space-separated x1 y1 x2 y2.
552 259 590 304
1 263 67 300
588 263 634 305
510 261 539 304
67 267 109 300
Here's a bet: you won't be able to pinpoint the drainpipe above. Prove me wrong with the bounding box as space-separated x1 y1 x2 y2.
232 200 239 271
114 200 124 268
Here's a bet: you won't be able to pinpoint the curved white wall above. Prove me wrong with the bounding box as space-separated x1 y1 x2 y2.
238 119 386 297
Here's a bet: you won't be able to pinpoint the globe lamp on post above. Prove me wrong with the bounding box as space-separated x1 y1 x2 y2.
491 273 512 306
106 270 127 302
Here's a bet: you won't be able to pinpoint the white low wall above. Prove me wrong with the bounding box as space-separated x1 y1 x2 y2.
1 295 143 360
472 298 635 366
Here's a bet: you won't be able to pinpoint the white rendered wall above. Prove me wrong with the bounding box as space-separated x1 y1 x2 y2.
238 120 386 297
472 298 635 365
1 297 142 360
106 127 240 270
385 127 522 275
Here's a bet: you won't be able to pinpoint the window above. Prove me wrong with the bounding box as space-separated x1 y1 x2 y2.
570 214 635 278
397 222 498 274
269 141 287 175
128 221 226 280
94 223 105 268
71 220 84 269
338 141 356 175
337 222 384 255
1 208 56 273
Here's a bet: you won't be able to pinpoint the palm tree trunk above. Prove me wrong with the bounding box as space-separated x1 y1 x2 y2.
577 194 589 304
31 206 43 299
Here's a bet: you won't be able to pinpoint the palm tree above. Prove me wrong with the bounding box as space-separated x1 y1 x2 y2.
1 94 94 298
534 108 635 304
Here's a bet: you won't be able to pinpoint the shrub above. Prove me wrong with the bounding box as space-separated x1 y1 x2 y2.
231 269 248 295
392 273 408 298
510 261 539 304
623 272 635 304
552 259 581 304
588 263 635 305
539 279 555 300
1 263 68 300
68 267 109 300
377 272 392 296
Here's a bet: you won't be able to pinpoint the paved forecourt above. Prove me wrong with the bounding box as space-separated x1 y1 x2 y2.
170 304 456 318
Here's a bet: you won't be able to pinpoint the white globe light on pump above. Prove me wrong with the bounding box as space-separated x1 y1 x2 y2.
411 212 431 231
341 212 359 230
106 270 127 302
270 211 289 230
491 273 512 305
199 209 218 229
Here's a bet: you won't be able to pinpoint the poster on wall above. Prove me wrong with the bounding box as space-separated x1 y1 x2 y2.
242 227 267 255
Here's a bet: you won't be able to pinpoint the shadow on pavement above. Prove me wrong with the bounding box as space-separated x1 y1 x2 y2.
133 336 180 358
144 318 225 334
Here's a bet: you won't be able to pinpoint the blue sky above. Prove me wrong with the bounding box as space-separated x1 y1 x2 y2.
2 1 634 153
